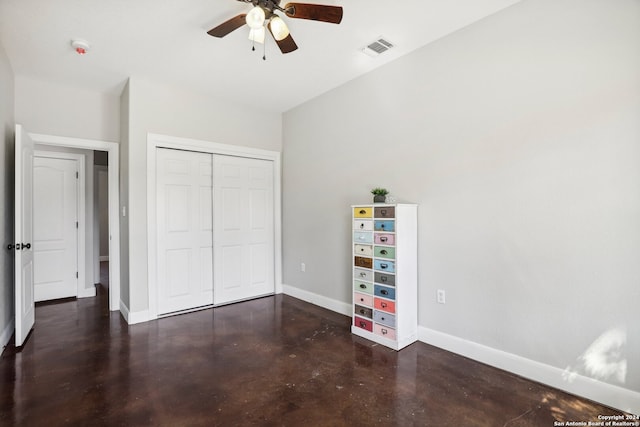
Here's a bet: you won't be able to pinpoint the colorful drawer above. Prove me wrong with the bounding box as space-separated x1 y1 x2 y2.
374 272 395 287
374 246 395 259
374 297 396 313
374 233 395 245
353 207 372 218
374 259 396 273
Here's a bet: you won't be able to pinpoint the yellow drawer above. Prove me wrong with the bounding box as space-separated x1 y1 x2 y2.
353 207 372 218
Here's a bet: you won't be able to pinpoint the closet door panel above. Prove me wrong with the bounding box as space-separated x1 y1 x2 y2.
214 155 274 305
157 149 213 314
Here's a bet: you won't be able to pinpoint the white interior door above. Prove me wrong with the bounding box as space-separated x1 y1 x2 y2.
156 148 213 314
33 156 78 302
213 155 274 305
14 124 35 347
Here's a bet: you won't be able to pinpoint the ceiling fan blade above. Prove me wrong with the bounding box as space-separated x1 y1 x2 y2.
272 32 299 54
284 3 343 24
267 18 298 53
207 14 247 38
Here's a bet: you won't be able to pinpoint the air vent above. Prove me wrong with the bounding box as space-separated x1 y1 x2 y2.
361 37 394 57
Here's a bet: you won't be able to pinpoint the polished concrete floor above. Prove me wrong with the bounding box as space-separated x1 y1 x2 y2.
0 269 626 426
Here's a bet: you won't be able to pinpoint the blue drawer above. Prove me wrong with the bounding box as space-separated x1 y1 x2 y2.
373 310 396 328
374 284 396 300
374 220 395 232
354 231 373 244
374 259 395 273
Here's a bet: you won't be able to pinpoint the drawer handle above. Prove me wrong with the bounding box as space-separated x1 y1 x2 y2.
359 284 366 289
380 223 385 229
360 223 364 229
380 263 388 269
381 289 388 295
381 328 388 335
381 302 387 308
380 236 387 242
380 249 388 255
360 248 365 252
359 309 366 314
359 321 366 328
380 276 387 282
360 298 364 302
359 272 366 277
381 209 387 215
359 209 366 214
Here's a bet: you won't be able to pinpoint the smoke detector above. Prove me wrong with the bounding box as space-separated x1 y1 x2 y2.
71 39 90 55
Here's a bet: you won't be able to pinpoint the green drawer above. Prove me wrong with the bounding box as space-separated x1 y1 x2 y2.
354 280 373 294
374 246 395 259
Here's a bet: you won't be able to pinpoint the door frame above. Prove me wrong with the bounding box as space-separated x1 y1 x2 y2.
32 151 87 300
30 133 121 312
147 133 282 320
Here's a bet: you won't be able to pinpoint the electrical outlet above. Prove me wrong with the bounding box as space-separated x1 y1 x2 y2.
301 262 306 272
437 289 446 304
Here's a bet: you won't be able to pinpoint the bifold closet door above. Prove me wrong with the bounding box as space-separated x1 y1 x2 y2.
157 148 213 314
213 155 274 305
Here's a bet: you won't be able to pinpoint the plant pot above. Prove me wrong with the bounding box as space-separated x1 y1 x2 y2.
373 195 386 203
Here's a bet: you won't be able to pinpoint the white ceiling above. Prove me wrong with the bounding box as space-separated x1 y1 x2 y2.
0 0 520 113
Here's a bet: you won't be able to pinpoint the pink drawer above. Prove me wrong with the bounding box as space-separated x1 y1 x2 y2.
374 233 395 245
374 297 396 313
374 323 396 340
354 292 373 307
354 316 373 332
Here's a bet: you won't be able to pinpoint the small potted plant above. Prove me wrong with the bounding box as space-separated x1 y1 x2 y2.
371 187 389 203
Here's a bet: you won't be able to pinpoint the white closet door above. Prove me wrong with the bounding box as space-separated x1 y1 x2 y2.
33 156 78 302
213 155 274 305
157 148 213 314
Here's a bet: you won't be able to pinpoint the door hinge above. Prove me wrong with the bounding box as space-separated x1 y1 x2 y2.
76 171 79 179
76 272 78 278
76 221 79 228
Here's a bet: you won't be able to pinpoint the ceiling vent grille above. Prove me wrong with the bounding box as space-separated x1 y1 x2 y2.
361 38 394 57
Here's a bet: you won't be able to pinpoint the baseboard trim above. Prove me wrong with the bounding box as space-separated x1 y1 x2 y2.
418 326 640 415
282 284 352 317
1 319 15 355
119 301 150 325
78 286 97 299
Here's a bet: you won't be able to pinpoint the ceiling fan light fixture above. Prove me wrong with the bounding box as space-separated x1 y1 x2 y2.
246 6 266 29
269 16 289 41
248 27 266 44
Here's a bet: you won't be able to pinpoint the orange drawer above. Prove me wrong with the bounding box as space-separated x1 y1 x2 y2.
374 297 396 313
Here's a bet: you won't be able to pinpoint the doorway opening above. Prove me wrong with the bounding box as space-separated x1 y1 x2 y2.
30 133 120 312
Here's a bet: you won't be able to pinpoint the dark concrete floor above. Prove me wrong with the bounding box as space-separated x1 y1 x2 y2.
0 269 626 426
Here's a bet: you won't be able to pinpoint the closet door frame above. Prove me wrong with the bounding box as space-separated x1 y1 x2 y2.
146 133 282 320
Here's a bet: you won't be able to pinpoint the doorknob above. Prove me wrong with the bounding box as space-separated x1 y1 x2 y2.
7 244 13 250
21 243 31 250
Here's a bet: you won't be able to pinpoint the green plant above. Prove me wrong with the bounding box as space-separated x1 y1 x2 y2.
370 187 389 196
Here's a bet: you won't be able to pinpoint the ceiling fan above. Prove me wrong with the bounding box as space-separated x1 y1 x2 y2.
207 0 343 55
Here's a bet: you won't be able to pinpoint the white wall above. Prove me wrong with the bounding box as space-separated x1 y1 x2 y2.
283 0 640 412
0 41 15 353
15 76 120 143
123 77 282 314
